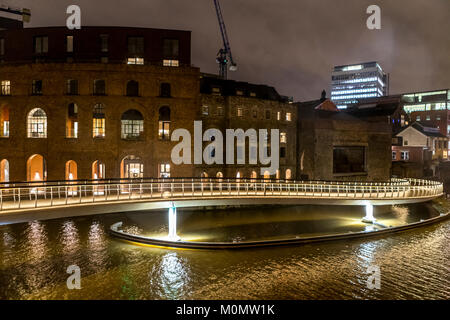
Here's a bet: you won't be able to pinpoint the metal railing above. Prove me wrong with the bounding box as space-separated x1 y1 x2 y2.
0 178 443 212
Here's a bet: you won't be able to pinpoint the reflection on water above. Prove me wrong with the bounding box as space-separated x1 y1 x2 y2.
0 203 448 300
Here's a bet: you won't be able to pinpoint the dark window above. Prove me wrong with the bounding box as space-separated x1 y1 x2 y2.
32 80 42 95
0 38 4 55
333 147 366 174
280 147 286 158
66 35 74 53
66 79 78 95
265 110 271 120
128 37 144 55
163 39 179 58
160 83 171 97
34 36 48 54
93 80 106 95
100 34 109 52
126 80 139 96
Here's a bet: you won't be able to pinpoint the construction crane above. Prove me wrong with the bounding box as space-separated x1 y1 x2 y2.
213 0 237 79
0 4 31 23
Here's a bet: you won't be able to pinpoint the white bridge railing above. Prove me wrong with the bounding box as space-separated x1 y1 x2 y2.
0 178 443 212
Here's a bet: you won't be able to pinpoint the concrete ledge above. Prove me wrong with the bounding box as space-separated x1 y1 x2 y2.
109 212 450 250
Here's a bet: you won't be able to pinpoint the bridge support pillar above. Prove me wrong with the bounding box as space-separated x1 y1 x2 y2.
168 202 180 241
362 203 376 223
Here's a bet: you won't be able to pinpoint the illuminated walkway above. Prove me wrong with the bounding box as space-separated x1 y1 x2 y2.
0 177 443 217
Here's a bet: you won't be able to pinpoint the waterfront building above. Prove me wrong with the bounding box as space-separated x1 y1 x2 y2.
331 61 389 109
296 91 392 181
392 122 448 178
0 26 393 183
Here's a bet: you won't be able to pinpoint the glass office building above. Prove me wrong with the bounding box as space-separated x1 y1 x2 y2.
331 61 389 109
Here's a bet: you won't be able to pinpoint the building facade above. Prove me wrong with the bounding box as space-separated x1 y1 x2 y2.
0 26 393 184
331 61 389 109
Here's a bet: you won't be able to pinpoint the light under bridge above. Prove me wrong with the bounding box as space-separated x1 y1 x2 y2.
0 177 443 225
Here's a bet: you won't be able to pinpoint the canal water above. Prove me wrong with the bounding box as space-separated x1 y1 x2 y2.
0 204 448 299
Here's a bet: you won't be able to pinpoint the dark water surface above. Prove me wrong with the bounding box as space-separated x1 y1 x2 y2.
0 204 448 299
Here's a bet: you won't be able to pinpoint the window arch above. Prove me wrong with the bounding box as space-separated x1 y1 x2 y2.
0 105 9 137
121 155 143 179
66 103 78 138
93 79 106 96
160 83 171 97
285 169 292 180
27 108 47 138
27 154 46 181
65 160 78 180
0 159 9 183
158 106 170 140
93 103 105 138
121 109 144 139
92 160 105 179
126 80 139 97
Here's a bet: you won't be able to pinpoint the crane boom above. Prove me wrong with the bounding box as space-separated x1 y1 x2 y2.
213 0 236 79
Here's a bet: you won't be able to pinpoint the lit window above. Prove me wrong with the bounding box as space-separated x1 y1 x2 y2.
236 90 244 96
163 59 179 67
66 103 78 138
277 111 281 121
93 104 105 138
34 36 48 54
280 132 287 143
416 116 421 121
1 80 10 96
32 80 42 95
0 106 9 138
127 57 144 65
237 107 243 117
158 106 170 140
212 87 221 95
27 108 47 138
202 105 209 116
426 115 431 121
121 109 144 140
400 151 409 160
250 92 256 97
436 115 441 120
66 35 73 53
286 112 292 121
160 163 171 178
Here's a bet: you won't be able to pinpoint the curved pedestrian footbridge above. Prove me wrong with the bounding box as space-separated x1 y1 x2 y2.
0 177 444 225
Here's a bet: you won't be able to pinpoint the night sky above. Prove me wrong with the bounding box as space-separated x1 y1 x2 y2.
8 0 450 101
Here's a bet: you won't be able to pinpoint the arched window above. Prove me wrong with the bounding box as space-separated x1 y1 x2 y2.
158 106 170 140
0 159 9 183
236 171 241 179
121 109 144 140
216 172 223 178
201 172 208 178
121 155 143 179
93 103 105 138
263 170 271 180
65 160 78 181
27 108 47 138
92 160 105 179
66 103 78 138
251 171 257 180
27 154 46 181
160 83 171 97
0 105 9 138
126 80 139 97
285 169 292 180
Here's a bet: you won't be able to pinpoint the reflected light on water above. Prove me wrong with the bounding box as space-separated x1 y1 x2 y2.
27 221 48 261
61 220 80 254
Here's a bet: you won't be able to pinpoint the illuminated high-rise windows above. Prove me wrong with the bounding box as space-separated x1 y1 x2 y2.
331 61 388 109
